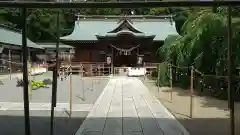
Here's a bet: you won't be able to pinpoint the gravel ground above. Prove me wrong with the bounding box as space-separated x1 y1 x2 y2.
0 72 109 104
141 78 240 135
0 72 110 135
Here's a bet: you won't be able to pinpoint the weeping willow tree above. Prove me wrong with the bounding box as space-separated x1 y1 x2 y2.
158 8 240 100
157 35 181 87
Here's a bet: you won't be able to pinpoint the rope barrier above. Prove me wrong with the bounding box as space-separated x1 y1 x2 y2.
160 61 232 79
193 68 227 78
160 62 232 93
151 61 240 118
168 63 190 69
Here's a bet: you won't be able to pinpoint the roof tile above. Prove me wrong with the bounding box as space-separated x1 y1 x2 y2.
60 18 178 41
0 25 42 49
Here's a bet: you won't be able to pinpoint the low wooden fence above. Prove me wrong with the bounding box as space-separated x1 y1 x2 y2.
61 62 111 76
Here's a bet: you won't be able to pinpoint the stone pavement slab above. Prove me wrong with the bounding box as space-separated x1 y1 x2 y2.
75 77 190 135
103 81 122 133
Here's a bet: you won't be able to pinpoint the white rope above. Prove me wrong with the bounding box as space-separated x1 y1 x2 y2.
110 44 140 55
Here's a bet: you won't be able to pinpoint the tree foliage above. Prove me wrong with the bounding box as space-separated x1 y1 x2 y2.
158 7 240 100
0 5 177 42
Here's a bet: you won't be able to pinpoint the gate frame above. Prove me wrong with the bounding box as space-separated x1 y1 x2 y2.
0 1 236 135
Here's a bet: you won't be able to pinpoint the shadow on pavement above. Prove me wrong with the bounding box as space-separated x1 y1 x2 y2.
0 113 87 135
178 117 236 135
0 112 238 135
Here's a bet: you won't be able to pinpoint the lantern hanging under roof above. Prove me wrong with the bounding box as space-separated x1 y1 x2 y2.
106 56 111 65
137 55 144 65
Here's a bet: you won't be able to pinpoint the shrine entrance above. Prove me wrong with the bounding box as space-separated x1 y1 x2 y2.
113 50 137 67
112 44 139 67
96 16 156 69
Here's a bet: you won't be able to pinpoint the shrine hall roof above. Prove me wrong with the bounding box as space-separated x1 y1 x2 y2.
0 25 43 49
60 17 178 41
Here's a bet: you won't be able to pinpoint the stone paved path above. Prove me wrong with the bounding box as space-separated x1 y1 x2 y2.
75 77 190 135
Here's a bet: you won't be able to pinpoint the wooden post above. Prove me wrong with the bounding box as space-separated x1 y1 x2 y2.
143 62 146 81
111 48 114 75
169 64 173 101
113 67 115 76
227 6 235 135
90 64 92 76
157 63 160 92
102 63 104 76
28 50 31 63
28 80 32 100
69 66 72 117
27 61 31 98
190 66 194 118
8 50 11 80
82 78 85 101
92 79 94 91
21 8 31 135
170 64 173 88
81 63 83 77
97 64 99 76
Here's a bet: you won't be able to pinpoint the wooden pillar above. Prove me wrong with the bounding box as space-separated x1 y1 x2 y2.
21 52 23 63
90 64 93 76
21 8 31 135
28 49 31 62
227 6 235 135
69 65 72 117
111 47 114 74
102 63 104 76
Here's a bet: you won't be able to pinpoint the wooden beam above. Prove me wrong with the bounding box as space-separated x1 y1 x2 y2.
0 1 238 8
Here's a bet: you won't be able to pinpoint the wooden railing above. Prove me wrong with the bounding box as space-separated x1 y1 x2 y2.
60 62 160 76
144 62 159 68
61 62 111 76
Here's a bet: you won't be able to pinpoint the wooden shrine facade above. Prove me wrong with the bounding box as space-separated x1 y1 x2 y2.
60 15 178 67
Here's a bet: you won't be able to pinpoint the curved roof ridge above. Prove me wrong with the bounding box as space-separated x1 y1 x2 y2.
75 14 173 19
96 29 155 38
107 18 144 33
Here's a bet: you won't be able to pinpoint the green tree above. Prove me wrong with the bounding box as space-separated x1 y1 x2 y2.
158 8 240 100
26 9 67 41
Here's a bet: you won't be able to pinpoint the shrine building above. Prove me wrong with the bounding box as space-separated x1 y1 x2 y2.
60 15 178 68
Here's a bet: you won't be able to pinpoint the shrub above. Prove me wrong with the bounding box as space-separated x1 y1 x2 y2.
16 78 52 89
16 78 25 87
0 80 4 85
43 79 52 85
151 70 158 78
31 80 46 90
157 64 170 87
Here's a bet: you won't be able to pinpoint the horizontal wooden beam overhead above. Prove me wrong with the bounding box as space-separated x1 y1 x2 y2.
0 1 239 8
